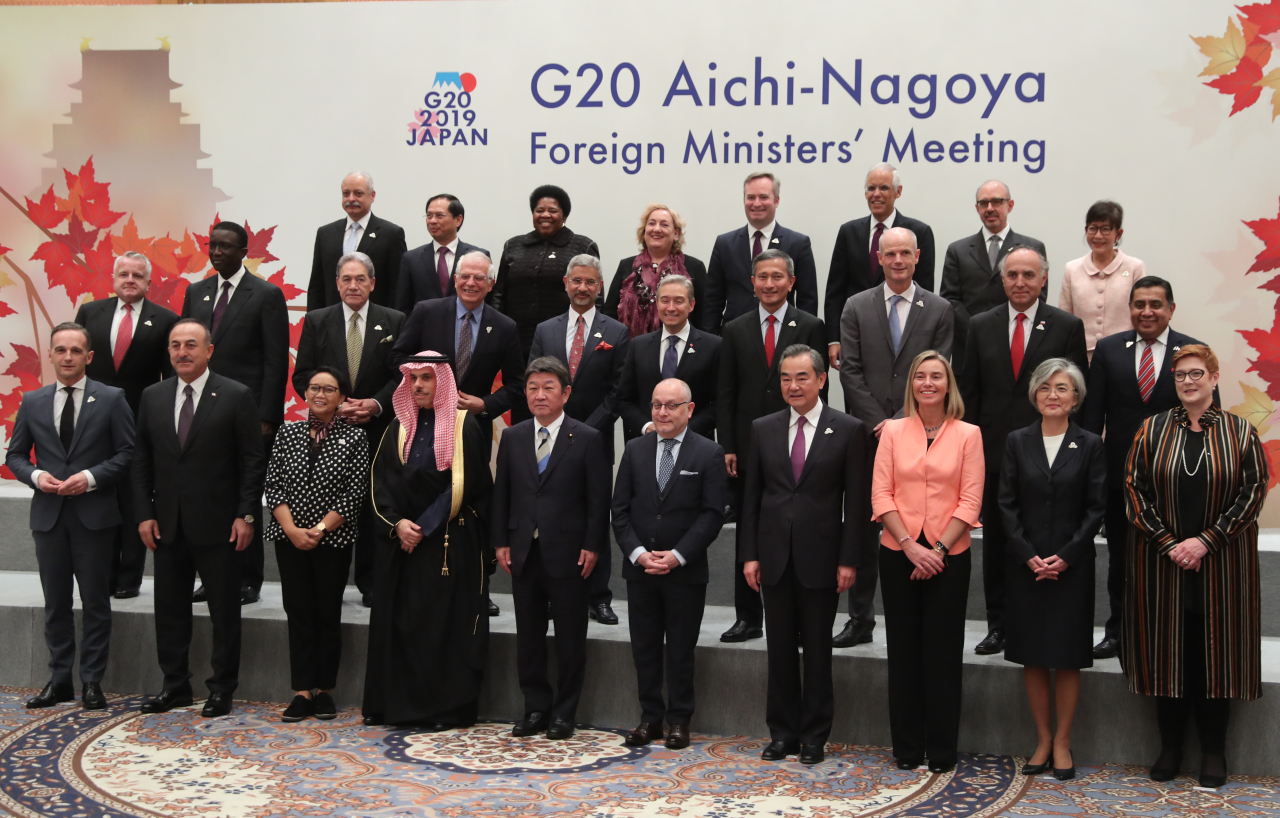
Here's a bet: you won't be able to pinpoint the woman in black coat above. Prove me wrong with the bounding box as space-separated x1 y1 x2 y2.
998 357 1106 781
603 203 707 336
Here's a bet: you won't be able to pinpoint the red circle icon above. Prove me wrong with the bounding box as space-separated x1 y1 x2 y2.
460 73 477 93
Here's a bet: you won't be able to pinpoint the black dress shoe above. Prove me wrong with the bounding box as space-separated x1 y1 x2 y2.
833 619 873 648
25 681 75 709
140 689 194 714
362 593 373 609
202 692 233 718
1092 636 1119 659
1199 754 1227 789
240 586 260 605
625 722 664 746
81 682 107 711
896 758 924 770
761 740 800 760
720 621 764 643
665 724 690 749
112 587 140 600
545 718 575 740
1150 747 1182 782
282 695 312 723
974 629 1004 655
192 584 208 603
588 603 619 625
928 759 957 774
487 598 500 616
799 744 825 764
312 691 337 720
512 712 549 737
362 714 384 726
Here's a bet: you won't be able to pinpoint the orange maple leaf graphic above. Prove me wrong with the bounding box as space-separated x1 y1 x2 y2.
1257 67 1280 120
1193 17 1249 76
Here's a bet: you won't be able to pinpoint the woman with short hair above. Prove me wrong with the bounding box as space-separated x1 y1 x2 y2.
1058 200 1147 359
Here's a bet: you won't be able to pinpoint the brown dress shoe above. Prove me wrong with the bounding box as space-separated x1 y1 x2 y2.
624 722 664 746
665 724 691 749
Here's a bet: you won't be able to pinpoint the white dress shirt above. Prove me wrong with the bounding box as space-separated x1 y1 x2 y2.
565 307 596 360
758 302 788 343
432 236 460 273
173 368 211 432
1043 432 1066 467
31 375 96 491
213 267 247 304
656 321 691 370
787 400 824 461
884 281 916 325
747 220 776 253
109 298 143 356
629 427 689 567
869 209 898 253
1007 300 1040 345
1135 327 1171 380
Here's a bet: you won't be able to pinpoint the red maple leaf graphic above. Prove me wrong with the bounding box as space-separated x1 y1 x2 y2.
1207 57 1265 114
0 301 15 319
80 195 124 231
268 267 304 302
1241 313 1280 398
3 344 44 393
1244 198 1280 274
1238 1 1280 36
24 186 68 231
245 221 279 263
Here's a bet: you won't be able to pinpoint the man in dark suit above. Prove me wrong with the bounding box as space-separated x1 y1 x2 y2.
618 275 720 441
741 344 868 765
960 246 1087 655
182 221 289 604
612 378 727 750
825 163 937 369
133 319 266 718
394 193 489 313
836 227 952 647
1080 276 1213 659
75 251 178 599
6 323 134 711
716 249 826 643
307 172 407 311
528 254 630 625
940 180 1048 365
292 251 406 607
702 172 818 334
491 357 611 740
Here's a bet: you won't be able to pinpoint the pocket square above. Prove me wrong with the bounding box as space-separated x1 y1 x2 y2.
595 341 613 351
824 427 834 434
679 469 698 476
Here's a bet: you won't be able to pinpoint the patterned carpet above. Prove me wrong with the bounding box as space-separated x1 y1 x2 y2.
0 687 1276 817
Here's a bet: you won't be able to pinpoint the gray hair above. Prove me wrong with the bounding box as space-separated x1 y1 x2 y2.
656 273 695 300
336 251 375 278
654 377 692 402
1027 357 1086 413
566 254 603 279
457 250 495 281
976 179 1011 200
781 343 825 375
997 245 1049 276
752 248 795 277
114 251 152 277
865 161 902 190
743 171 780 197
344 171 374 192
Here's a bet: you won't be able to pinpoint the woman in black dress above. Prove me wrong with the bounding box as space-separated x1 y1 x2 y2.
603 203 707 336
998 358 1105 780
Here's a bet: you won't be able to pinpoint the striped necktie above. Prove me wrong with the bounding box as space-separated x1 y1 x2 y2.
1138 340 1156 401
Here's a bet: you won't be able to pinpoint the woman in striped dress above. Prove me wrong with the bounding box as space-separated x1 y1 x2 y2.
1122 343 1268 789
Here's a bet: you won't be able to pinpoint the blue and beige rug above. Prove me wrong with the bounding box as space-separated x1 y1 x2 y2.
0 687 1274 817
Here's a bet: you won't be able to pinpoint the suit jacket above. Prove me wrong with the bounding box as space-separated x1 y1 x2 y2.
394 240 489 314
307 213 408 311
839 284 953 428
603 254 709 335
132 373 266 546
739 404 869 589
75 297 179 414
716 305 826 459
611 431 727 585
181 272 290 426
617 325 720 441
939 229 1047 361
1079 327 1215 483
703 224 818 335
528 310 630 462
489 416 611 579
824 211 936 341
5 380 134 532
959 302 1088 477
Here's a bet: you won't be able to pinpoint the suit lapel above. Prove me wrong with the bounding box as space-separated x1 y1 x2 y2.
658 433 694 502
471 304 499 368
742 315 770 373
773 308 801 365
1153 331 1185 397
539 417 574 483
776 411 799 488
183 375 220 452
969 232 993 275
88 299 119 372
644 433 663 504
797 406 834 485
1026 425 1052 477
870 286 896 355
157 378 182 454
574 313 603 378
896 294 927 361
675 327 703 379
66 380 99 455
356 215 380 255
357 306 390 389
1050 423 1084 475
120 299 158 371
213 275 254 344
853 218 871 272
30 388 58 453
1019 307 1050 375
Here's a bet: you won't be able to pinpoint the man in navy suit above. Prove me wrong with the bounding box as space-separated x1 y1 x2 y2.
491 357 611 740
1079 276 1213 659
307 172 407 311
612 378 727 750
6 323 134 711
395 193 489 313
824 163 936 369
528 254 630 625
702 172 818 334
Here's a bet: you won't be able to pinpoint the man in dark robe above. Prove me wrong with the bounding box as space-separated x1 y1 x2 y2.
363 351 492 730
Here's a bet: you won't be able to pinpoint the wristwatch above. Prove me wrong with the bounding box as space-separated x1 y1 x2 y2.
243 514 255 524
315 521 327 533
933 541 949 556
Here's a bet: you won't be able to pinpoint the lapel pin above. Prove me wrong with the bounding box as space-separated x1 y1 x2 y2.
1126 340 1134 348
686 346 695 354
548 252 557 259
144 319 153 327
1068 441 1078 449
1123 271 1130 276
486 326 492 334
203 295 211 301
341 439 348 445
916 300 924 307
770 237 780 244
788 320 796 327
824 427 834 435
87 396 96 403
594 332 602 338
1172 346 1181 352
211 392 217 398
1035 321 1046 331
374 325 383 331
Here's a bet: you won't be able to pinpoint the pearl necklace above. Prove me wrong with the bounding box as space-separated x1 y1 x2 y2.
1182 437 1207 477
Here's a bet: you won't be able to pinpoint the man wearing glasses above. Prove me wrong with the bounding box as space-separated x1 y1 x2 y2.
940 180 1048 365
394 194 489 313
1079 276 1215 659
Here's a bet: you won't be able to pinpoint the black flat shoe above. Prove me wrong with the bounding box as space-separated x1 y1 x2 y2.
720 621 764 643
833 619 873 648
487 598 500 616
240 586 260 605
761 740 800 761
25 681 75 709
202 692 233 718
1150 747 1182 782
140 689 194 714
1199 754 1227 789
1092 636 1119 659
362 714 383 726
928 759 956 774
282 695 312 723
625 722 664 747
81 682 107 711
588 603 619 625
312 691 337 720
896 758 924 770
512 712 549 737
799 744 824 764
192 584 208 603
974 629 1004 655
545 718 575 740
112 587 140 600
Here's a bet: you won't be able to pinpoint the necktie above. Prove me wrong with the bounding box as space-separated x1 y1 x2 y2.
177 384 195 448
344 222 362 255
456 313 473 380
113 303 133 371
870 222 885 281
1138 340 1156 401
658 438 676 491
988 235 1002 270
764 314 777 368
791 416 807 484
537 427 550 474
211 280 232 336
1010 313 1027 378
752 230 764 259
347 312 362 384
888 294 905 355
59 386 75 452
568 315 586 379
437 246 451 295
662 335 679 379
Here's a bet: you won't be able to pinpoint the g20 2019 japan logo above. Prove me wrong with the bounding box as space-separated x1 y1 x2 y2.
407 72 488 147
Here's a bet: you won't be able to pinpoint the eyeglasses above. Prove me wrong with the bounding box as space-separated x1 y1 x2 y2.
1173 369 1211 382
650 401 690 413
1036 385 1075 396
1085 225 1116 236
975 198 1008 208
306 385 341 395
455 273 489 284
566 277 599 287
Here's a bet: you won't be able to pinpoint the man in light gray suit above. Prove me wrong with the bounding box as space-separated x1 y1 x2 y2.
834 227 952 647
5 322 134 710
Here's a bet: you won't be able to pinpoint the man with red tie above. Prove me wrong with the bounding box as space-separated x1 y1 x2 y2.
394 194 490 314
959 247 1087 655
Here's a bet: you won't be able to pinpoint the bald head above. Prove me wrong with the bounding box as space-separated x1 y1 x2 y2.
651 378 694 438
878 227 921 293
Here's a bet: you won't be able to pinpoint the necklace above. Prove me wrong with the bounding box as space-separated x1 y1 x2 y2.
924 422 943 433
1182 436 1207 477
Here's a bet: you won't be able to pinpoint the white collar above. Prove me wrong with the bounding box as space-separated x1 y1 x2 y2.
432 236 460 255
1008 300 1040 325
217 267 246 290
537 411 566 435
569 306 596 327
748 220 776 241
341 300 370 324
56 374 88 392
178 367 211 395
658 426 688 445
346 212 372 232
758 302 788 326
116 297 145 314
873 209 897 230
982 225 1012 244
884 281 916 303
662 321 691 344
1141 327 1171 348
790 400 824 430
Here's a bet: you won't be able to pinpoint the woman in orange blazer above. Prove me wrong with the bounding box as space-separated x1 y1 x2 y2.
871 350 984 774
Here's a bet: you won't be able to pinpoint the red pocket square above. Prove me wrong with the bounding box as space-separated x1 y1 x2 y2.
595 341 614 351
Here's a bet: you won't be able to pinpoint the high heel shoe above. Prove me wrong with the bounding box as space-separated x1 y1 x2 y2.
1052 749 1075 781
1021 753 1051 775
1150 747 1182 782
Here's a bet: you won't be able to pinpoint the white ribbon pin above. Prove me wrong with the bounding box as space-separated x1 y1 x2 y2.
687 346 695 354
916 300 924 307
368 233 376 239
203 295 210 301
1126 341 1134 348
771 237 780 244
1035 321 1046 331
594 332 602 338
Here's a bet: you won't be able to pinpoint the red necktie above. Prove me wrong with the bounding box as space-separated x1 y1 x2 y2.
1138 341 1155 401
791 416 807 483
437 246 451 295
1010 313 1027 378
113 303 133 371
568 315 585 379
870 222 885 282
753 230 763 259
764 314 777 368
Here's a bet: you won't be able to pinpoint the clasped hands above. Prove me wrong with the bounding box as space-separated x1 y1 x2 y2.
637 550 681 575
1168 537 1208 572
904 541 947 581
336 398 381 424
1025 554 1068 581
36 472 89 496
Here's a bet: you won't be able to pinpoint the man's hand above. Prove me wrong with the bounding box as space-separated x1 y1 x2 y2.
338 398 379 424
56 472 89 496
230 518 253 551
395 519 423 551
261 421 273 437
649 551 681 572
36 473 62 493
828 343 841 369
836 565 856 594
642 422 656 435
724 453 738 478
873 419 887 440
496 546 512 574
579 549 598 578
139 519 161 551
457 392 486 413
637 551 670 575
743 560 762 592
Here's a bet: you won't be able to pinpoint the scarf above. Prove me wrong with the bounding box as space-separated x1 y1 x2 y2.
617 249 691 337
306 411 339 453
391 350 459 470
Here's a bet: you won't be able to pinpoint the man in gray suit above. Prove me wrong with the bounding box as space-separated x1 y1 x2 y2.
5 322 134 710
939 180 1046 365
835 227 952 647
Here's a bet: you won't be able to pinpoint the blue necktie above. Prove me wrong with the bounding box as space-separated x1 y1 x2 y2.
658 438 676 491
888 294 905 355
537 427 550 474
662 335 679 379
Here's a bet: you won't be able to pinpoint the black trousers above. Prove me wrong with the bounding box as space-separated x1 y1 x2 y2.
154 535 242 695
1155 608 1230 755
762 560 840 745
109 478 147 593
512 540 590 722
588 536 613 608
352 499 375 596
880 546 971 765
729 475 764 627
1102 489 1128 640
627 578 706 725
275 540 351 691
235 425 274 591
979 475 1006 630
33 510 114 685
845 521 882 628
